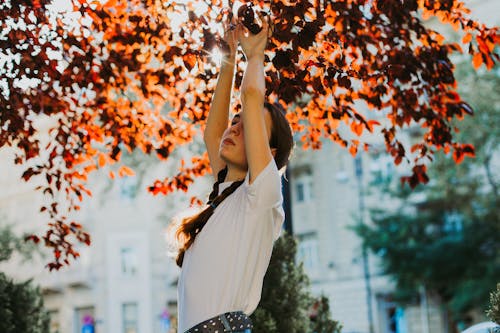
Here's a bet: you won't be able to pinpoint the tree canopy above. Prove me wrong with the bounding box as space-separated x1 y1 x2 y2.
1 0 499 268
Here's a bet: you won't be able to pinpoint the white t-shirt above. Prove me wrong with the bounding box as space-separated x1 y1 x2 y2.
177 160 285 333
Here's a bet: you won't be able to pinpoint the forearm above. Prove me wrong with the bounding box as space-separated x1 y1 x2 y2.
241 55 265 100
204 57 236 142
241 54 272 183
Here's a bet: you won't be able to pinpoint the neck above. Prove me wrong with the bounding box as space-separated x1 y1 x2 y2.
224 165 247 183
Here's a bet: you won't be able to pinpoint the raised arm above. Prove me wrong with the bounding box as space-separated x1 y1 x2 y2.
204 23 240 180
239 17 273 184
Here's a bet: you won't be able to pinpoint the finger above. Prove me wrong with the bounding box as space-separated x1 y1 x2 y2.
235 23 244 37
238 22 250 37
264 16 274 37
257 12 270 34
229 12 237 25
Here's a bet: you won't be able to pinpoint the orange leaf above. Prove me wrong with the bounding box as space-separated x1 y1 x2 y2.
367 120 381 132
98 153 106 167
118 166 135 177
351 121 364 136
349 145 358 156
453 150 465 164
183 54 197 71
434 33 445 45
472 52 483 69
462 33 472 44
109 171 115 179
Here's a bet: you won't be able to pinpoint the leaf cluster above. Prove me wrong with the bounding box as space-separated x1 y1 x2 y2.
1 0 499 268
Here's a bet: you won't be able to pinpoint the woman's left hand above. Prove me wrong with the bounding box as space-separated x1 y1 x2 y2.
239 13 271 61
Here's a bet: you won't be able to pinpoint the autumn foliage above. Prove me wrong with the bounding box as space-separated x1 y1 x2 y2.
1 0 498 269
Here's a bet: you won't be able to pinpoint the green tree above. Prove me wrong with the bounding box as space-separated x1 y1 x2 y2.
353 60 500 328
251 233 342 333
310 296 343 333
0 224 38 262
0 224 51 333
487 283 500 327
0 274 51 333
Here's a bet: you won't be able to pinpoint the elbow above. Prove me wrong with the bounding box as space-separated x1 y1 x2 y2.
241 85 264 102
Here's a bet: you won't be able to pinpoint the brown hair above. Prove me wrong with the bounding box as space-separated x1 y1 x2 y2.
175 101 294 267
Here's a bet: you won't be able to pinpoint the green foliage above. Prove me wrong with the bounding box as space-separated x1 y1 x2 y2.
353 61 500 322
487 283 500 325
310 296 343 333
0 222 51 332
252 233 312 333
251 233 342 333
0 273 50 333
0 224 37 263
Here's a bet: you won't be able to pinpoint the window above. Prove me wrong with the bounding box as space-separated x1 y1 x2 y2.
369 153 394 185
294 174 313 203
296 183 305 202
122 302 139 333
120 247 138 276
74 306 95 333
119 176 139 200
297 233 319 271
377 295 408 333
48 310 60 333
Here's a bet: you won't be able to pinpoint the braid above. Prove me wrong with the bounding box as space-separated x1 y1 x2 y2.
208 167 228 203
175 168 244 267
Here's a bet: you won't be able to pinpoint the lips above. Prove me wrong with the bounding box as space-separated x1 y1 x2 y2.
222 138 235 146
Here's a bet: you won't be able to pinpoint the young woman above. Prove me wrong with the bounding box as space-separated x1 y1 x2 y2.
173 14 294 333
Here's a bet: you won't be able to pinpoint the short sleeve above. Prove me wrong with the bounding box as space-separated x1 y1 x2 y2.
244 160 285 240
244 159 283 209
272 204 285 240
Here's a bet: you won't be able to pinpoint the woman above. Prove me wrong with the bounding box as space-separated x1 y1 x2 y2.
173 13 294 333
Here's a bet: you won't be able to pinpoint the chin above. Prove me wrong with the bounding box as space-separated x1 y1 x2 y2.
220 154 247 171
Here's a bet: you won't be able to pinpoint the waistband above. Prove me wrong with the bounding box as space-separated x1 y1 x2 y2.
184 311 253 333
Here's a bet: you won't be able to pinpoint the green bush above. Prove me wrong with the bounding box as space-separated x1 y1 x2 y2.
310 295 342 333
487 283 500 325
0 224 50 333
251 233 342 333
0 273 50 333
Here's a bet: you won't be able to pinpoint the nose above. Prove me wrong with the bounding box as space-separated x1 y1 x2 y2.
230 122 242 135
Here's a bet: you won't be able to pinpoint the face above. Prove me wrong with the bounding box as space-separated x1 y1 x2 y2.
219 108 274 170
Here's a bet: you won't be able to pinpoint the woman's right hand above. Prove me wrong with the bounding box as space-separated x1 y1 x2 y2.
221 18 241 63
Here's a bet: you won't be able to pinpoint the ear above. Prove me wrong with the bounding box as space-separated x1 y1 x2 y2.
271 148 277 158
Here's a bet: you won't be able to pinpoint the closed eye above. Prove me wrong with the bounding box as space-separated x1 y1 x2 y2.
231 114 241 126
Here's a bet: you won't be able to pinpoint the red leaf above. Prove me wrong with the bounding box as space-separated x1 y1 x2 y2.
183 54 197 71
